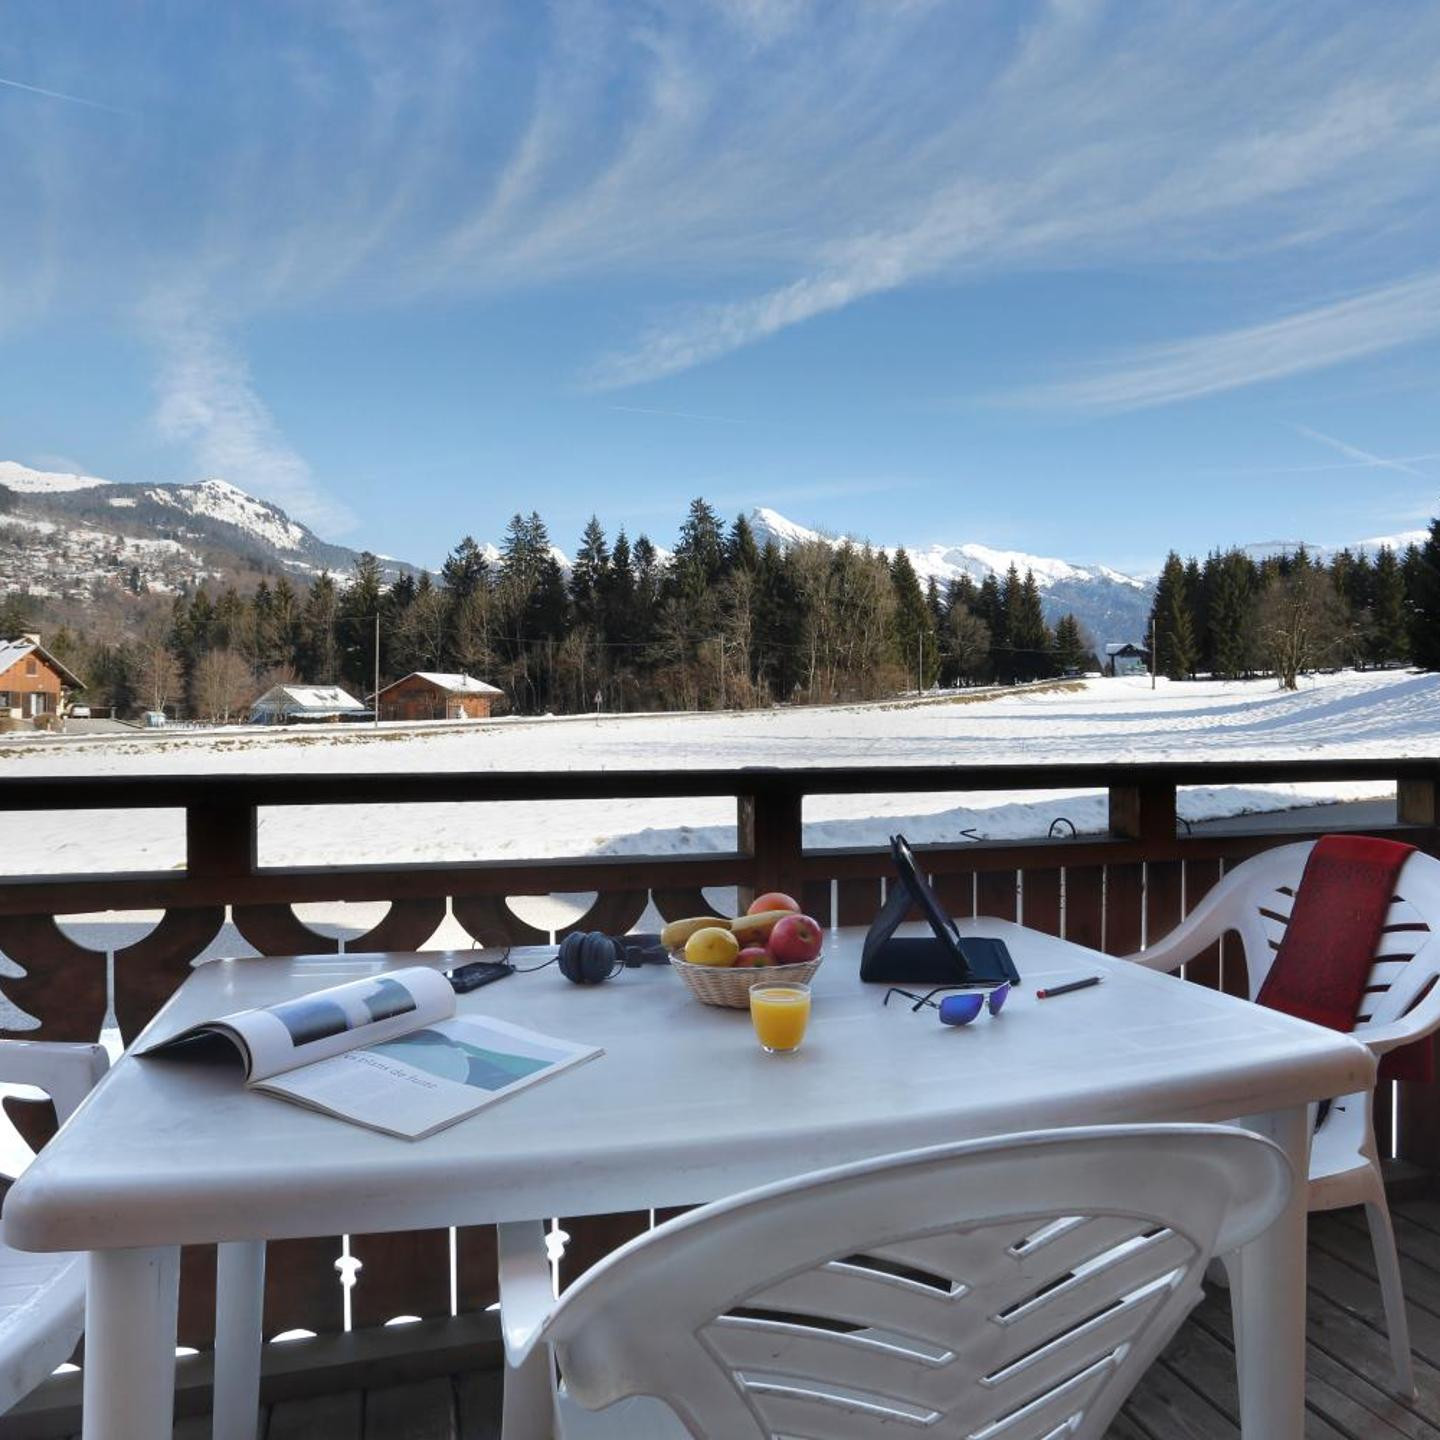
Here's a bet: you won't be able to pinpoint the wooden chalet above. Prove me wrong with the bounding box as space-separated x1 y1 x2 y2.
0 635 84 729
374 672 504 722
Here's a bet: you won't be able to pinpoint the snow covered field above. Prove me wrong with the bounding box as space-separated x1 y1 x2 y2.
0 666 1431 1039
1 669 1434 877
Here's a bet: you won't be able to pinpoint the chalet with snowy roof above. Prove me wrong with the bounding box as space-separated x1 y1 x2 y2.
374 672 505 722
1104 641 1151 678
248 683 368 725
0 634 84 727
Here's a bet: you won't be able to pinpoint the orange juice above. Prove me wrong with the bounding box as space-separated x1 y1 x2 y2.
749 983 811 1053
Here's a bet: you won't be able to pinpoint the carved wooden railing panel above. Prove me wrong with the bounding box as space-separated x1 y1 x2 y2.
349 898 448 953
114 907 228 1044
0 759 1435 1352
0 915 109 1041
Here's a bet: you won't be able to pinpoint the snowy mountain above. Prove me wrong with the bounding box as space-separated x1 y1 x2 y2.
747 507 1155 646
0 461 418 603
0 461 111 494
4 455 1420 648
141 478 310 553
1240 532 1428 565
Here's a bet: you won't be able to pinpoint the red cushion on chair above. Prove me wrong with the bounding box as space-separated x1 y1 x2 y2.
1256 835 1431 1083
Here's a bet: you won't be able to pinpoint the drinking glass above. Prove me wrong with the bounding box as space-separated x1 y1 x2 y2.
749 982 811 1054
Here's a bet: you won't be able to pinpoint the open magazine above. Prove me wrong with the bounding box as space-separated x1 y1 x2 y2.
137 965 602 1140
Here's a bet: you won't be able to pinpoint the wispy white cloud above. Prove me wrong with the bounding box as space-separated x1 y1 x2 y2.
0 75 126 115
1291 424 1438 480
145 294 354 533
577 6 1440 388
1002 270 1440 413
6 0 1440 411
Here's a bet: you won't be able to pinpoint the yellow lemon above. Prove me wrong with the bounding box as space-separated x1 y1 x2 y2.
685 926 740 967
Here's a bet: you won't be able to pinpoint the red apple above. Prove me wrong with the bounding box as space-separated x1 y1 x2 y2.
734 946 771 968
767 913 823 963
748 891 800 916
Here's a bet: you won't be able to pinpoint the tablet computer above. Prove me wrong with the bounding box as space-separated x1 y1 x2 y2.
859 835 1021 985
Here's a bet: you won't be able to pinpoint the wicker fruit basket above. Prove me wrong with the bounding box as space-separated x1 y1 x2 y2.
669 954 823 1009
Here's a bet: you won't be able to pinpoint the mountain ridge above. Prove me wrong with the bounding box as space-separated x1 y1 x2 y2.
0 460 1423 647
744 506 1155 644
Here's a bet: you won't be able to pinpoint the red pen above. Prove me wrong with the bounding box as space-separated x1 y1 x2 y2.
1036 976 1102 999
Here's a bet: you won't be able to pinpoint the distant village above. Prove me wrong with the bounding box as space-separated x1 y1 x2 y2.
0 632 504 734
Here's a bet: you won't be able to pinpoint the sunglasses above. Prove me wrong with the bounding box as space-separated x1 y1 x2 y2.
883 981 1011 1026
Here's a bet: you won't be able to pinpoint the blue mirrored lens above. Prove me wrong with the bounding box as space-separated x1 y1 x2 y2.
938 994 984 1026
988 982 1011 1016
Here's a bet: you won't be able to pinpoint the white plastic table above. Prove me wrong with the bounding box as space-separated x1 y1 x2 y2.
5 920 1373 1440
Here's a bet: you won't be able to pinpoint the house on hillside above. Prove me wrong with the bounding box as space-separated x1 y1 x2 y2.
249 683 369 725
0 634 84 729
374 672 505 722
1104 642 1151 678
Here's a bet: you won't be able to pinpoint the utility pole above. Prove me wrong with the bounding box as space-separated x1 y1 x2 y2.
918 632 924 696
715 635 726 710
1149 617 1157 690
374 612 381 727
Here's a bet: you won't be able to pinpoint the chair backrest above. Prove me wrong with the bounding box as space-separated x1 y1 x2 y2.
1207 841 1440 1035
545 1125 1290 1440
0 1041 110 1179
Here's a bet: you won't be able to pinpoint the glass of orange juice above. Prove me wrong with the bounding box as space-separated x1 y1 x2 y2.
749 983 812 1054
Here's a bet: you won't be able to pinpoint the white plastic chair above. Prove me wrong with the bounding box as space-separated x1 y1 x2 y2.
0 1039 109 1413
497 1124 1291 1440
1131 839 1440 1398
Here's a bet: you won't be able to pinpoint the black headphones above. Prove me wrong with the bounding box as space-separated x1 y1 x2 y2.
557 930 628 985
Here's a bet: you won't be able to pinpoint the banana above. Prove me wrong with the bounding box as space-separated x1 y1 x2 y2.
660 916 723 950
729 909 795 942
663 909 800 949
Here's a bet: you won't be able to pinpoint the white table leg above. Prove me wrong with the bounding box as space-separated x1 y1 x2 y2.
1234 1105 1311 1440
83 1246 180 1440
213 1240 266 1440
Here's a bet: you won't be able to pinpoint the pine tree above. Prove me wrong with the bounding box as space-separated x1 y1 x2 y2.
726 514 761 574
753 539 802 700
1208 550 1257 680
1052 614 1087 673
1010 570 1051 680
1407 515 1440 670
1370 546 1409 666
944 574 978 624
298 573 340 682
381 572 418 682
338 553 383 693
1184 557 1208 672
440 537 489 600
889 548 938 690
569 516 609 629
601 528 636 652
669 498 725 602
1149 552 1198 680
632 534 661 627
268 577 300 671
994 566 1024 682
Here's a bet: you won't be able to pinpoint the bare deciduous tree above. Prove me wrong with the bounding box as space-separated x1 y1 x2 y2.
135 617 180 714
1257 570 1347 690
195 648 254 722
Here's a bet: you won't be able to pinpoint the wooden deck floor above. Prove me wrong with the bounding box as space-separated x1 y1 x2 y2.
37 1198 1440 1440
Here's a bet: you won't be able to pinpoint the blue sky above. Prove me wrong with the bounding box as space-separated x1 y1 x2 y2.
3 1 1440 573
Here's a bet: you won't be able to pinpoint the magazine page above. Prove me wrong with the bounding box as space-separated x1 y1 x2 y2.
255 1013 603 1139
138 965 456 1081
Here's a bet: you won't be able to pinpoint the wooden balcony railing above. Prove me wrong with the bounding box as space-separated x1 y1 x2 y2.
2 757 1437 1358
